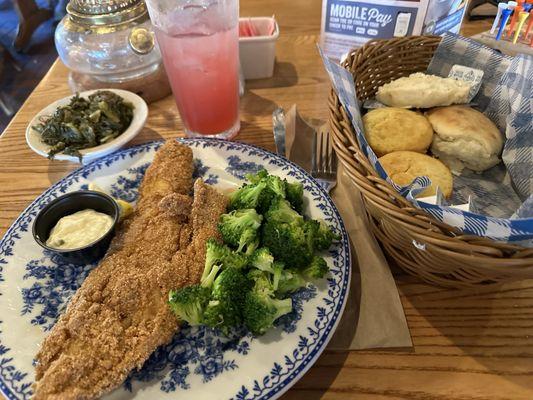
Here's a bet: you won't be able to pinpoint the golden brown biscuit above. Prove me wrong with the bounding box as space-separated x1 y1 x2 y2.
363 107 434 157
427 105 503 173
379 151 453 198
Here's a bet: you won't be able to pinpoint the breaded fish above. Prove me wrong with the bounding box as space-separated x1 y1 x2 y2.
33 141 228 399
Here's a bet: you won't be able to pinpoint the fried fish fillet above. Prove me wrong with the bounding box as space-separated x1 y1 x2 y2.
33 141 228 399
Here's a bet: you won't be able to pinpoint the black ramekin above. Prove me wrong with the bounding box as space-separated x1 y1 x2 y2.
32 190 120 264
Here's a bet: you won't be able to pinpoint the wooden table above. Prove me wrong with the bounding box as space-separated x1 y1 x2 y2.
2 1 533 399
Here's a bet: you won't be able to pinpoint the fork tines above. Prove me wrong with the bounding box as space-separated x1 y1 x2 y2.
312 130 337 178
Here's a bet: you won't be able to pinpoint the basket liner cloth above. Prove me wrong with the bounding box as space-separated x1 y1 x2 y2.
321 33 533 242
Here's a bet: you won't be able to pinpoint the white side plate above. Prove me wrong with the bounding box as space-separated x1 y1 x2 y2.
25 89 148 163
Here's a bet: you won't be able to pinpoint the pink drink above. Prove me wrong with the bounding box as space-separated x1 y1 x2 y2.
146 0 240 138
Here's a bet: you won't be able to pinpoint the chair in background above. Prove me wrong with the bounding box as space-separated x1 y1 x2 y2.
12 0 52 51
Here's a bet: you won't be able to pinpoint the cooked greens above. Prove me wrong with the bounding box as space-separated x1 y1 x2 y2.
168 170 340 336
33 90 134 160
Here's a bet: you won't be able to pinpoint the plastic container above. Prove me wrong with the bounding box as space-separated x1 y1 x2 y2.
239 17 279 80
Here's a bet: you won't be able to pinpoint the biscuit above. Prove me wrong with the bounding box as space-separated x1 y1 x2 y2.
379 151 453 198
427 105 503 173
376 72 471 109
363 107 434 157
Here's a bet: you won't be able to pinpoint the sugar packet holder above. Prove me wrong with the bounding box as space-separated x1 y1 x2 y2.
319 37 533 242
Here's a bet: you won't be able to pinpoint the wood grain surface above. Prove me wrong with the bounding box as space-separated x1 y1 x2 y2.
2 1 533 399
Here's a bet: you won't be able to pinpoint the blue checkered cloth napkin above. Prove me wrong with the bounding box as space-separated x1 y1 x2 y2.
319 34 533 242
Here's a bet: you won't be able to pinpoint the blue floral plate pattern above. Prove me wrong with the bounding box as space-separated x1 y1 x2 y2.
0 139 351 400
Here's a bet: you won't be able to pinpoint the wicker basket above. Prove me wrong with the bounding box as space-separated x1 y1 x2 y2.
328 36 533 288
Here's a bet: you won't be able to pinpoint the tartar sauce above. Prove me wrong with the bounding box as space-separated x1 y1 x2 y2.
46 209 113 250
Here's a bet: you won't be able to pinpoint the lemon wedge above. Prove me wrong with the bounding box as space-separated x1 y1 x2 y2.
88 182 133 220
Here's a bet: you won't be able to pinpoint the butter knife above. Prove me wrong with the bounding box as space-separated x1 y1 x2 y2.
272 107 286 156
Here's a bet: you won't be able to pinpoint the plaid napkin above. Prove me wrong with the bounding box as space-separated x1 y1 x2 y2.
319 34 533 242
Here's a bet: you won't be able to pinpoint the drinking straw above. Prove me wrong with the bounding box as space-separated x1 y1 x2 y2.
513 11 529 43
508 2 523 37
497 8 513 40
491 3 509 34
524 10 533 39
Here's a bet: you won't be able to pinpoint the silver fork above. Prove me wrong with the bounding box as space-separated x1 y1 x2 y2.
311 130 337 193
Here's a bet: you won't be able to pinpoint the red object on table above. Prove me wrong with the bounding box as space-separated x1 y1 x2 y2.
508 4 524 37
524 10 533 40
239 18 276 37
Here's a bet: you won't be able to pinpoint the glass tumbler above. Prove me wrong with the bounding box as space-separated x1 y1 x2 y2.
145 0 240 139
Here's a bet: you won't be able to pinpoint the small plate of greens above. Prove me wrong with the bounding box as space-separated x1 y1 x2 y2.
26 89 147 163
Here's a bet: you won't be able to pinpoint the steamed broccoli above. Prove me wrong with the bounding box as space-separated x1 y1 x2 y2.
243 290 292 335
284 180 304 213
264 174 286 201
204 239 227 272
302 256 329 279
203 267 249 333
219 209 262 254
243 273 293 335
261 198 314 268
168 285 211 326
201 264 221 289
314 220 340 250
212 267 250 301
271 261 284 292
277 268 307 295
250 247 275 273
202 239 248 287
174 169 337 337
265 196 303 224
245 169 268 184
234 169 286 213
247 269 277 294
229 181 267 210
210 240 249 269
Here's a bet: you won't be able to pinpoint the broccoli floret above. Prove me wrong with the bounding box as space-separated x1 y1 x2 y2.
212 267 250 302
219 209 262 254
250 247 274 273
223 249 249 269
271 261 284 292
229 181 267 210
203 299 242 334
243 290 293 335
285 180 304 213
314 220 340 250
265 197 303 224
168 285 211 326
245 169 268 184
265 174 286 199
247 269 276 294
204 238 228 271
239 169 287 213
261 198 313 268
203 238 248 274
261 220 313 268
277 268 307 295
302 256 329 279
202 267 249 334
201 264 221 289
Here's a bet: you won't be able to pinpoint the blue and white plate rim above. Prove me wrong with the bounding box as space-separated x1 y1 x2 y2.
0 137 352 400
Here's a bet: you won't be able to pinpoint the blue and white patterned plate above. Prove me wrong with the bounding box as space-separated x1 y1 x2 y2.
0 138 351 400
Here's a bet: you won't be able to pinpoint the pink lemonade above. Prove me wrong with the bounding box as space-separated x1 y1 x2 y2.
155 25 240 137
